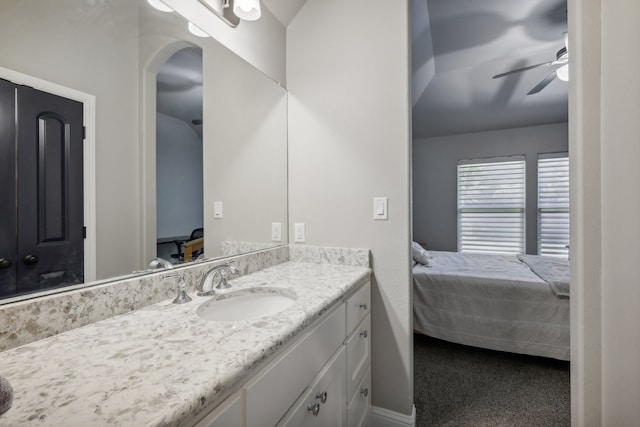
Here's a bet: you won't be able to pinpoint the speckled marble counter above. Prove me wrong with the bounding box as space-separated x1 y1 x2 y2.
0 261 371 427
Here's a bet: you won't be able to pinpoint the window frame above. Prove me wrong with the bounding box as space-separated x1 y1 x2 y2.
537 152 570 259
457 155 526 255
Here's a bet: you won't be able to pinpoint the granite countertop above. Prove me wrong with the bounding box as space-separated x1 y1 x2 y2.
0 262 371 427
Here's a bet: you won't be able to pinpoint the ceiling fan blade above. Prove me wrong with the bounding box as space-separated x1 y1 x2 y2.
493 60 555 79
527 70 558 95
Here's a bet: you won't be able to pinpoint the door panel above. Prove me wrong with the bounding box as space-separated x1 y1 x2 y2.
16 86 84 293
0 80 17 297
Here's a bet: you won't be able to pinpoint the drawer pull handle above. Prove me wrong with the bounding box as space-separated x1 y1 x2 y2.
316 391 328 404
360 330 368 338
359 303 367 310
307 402 320 416
360 387 369 397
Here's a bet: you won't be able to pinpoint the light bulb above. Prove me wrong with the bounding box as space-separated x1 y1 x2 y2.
233 0 261 21
556 64 569 82
146 0 173 13
188 22 209 38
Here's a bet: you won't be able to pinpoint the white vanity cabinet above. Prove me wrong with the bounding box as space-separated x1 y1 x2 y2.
192 279 371 427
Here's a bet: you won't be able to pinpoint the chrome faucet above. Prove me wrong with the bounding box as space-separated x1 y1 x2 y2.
163 272 192 304
198 263 240 296
149 257 174 270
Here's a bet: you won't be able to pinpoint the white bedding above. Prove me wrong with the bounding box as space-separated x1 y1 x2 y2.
413 251 570 360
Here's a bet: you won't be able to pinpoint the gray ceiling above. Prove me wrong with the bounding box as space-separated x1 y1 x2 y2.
156 47 203 138
412 0 568 139
156 1 568 141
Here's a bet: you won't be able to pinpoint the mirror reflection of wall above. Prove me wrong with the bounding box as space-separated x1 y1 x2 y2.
0 0 288 301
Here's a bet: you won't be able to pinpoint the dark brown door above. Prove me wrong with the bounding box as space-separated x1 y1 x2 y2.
0 82 84 297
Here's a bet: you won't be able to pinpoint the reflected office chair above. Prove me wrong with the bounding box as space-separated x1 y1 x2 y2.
172 228 204 261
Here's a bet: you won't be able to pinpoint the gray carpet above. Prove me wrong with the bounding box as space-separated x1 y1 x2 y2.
414 334 570 426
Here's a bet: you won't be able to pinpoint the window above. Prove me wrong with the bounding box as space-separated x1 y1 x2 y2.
538 154 569 258
457 157 526 255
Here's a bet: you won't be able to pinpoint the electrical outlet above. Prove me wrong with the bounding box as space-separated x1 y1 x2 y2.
272 223 282 242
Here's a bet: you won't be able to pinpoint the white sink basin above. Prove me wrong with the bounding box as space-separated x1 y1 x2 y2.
196 287 297 322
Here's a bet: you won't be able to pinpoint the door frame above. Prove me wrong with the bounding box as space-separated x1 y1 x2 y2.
0 66 97 283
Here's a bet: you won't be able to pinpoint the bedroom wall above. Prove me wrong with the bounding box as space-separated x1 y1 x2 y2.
287 0 413 418
413 122 568 254
156 113 204 239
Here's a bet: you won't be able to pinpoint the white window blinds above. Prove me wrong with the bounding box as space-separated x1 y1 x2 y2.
457 157 526 255
538 154 569 258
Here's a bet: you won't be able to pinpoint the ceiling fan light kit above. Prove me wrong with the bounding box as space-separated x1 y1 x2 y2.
493 32 569 95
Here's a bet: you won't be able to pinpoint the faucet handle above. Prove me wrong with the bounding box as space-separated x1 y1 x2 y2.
215 263 240 289
163 272 192 304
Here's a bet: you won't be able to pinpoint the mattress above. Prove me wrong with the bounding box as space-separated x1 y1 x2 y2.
413 251 570 360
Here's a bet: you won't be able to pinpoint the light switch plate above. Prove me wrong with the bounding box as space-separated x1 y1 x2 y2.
373 197 388 220
271 223 282 242
214 201 223 219
294 223 305 243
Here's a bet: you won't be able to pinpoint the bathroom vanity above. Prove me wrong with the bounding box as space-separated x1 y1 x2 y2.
0 255 371 427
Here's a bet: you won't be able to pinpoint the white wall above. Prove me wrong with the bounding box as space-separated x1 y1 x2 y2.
413 123 568 254
287 0 413 417
570 0 640 424
0 0 141 280
156 113 204 239
204 42 288 257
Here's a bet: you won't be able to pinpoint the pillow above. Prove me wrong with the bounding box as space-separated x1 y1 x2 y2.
412 241 431 266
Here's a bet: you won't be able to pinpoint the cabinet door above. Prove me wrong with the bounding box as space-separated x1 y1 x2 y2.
278 347 346 427
194 391 243 427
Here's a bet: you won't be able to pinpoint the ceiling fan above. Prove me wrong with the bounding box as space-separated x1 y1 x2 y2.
493 32 569 95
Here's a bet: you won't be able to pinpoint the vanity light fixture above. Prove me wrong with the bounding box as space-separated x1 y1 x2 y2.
146 0 173 13
233 0 261 21
146 0 261 32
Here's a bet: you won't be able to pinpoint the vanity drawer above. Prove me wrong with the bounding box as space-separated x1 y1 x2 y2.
277 347 346 427
245 303 346 427
347 366 371 427
345 314 370 399
345 282 370 336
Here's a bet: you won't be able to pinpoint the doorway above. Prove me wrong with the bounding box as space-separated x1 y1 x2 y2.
154 47 204 263
410 0 571 424
0 80 84 298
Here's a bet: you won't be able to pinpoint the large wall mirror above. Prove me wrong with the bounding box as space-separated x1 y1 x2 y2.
0 0 288 301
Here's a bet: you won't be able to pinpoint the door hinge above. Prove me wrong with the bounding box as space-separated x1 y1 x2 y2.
82 226 87 239
82 126 86 140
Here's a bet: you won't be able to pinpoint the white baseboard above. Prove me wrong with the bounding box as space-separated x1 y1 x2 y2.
369 405 416 427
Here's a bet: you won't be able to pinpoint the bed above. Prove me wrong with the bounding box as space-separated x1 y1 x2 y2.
412 249 570 360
